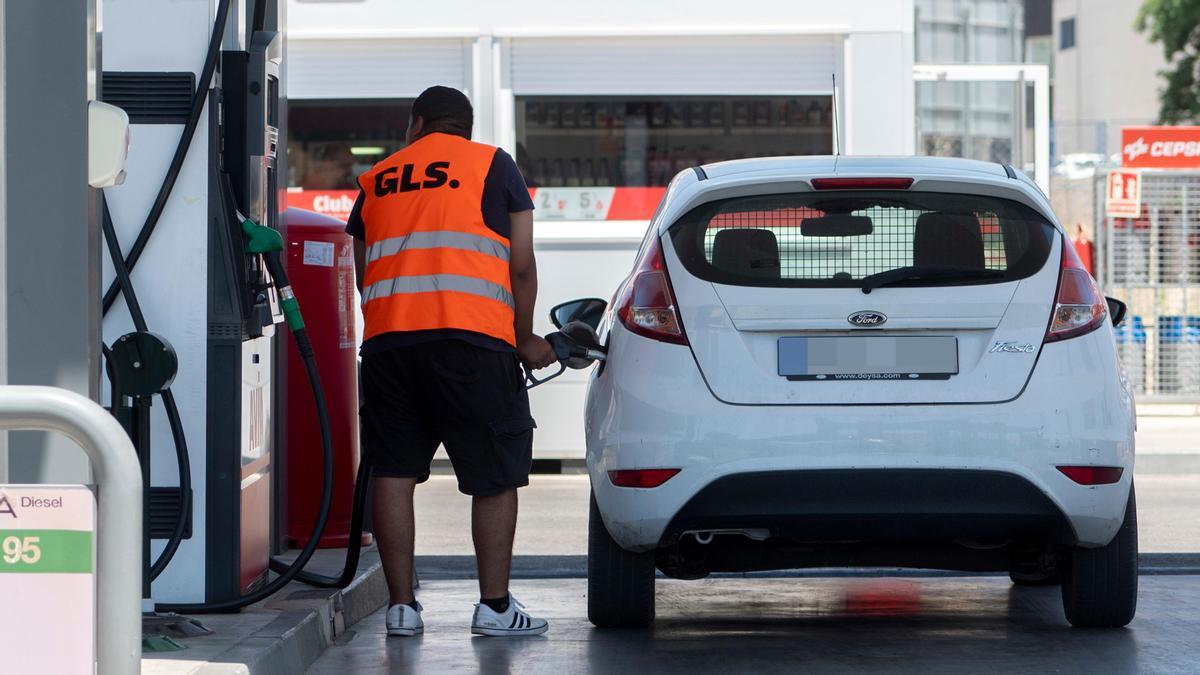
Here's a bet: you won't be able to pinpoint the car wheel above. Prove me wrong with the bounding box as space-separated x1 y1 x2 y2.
1060 483 1138 628
587 492 655 628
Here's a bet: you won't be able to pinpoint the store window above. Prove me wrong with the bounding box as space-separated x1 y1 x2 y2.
1059 18 1076 50
515 95 833 189
288 99 412 191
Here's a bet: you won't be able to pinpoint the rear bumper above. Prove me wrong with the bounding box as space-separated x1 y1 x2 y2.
660 469 1076 546
585 325 1135 553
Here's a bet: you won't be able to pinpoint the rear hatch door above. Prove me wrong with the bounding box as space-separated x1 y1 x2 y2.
664 189 1061 405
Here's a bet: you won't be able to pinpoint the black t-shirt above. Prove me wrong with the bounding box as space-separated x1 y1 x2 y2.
346 144 535 355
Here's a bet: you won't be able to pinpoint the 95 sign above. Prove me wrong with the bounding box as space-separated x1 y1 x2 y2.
0 486 96 674
3 535 42 565
0 530 90 573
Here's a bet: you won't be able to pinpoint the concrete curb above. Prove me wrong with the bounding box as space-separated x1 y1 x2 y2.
191 555 389 675
415 553 1200 581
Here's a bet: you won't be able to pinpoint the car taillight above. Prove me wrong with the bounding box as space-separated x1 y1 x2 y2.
609 469 680 488
1057 466 1123 485
615 234 688 345
811 177 914 190
1045 234 1107 343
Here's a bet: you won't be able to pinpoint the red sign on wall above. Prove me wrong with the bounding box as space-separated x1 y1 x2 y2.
287 189 358 222
1121 126 1200 168
1106 169 1142 218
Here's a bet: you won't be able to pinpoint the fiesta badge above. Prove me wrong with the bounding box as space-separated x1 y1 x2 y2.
848 311 887 327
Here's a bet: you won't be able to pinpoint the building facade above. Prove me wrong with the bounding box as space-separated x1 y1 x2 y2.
1052 0 1166 160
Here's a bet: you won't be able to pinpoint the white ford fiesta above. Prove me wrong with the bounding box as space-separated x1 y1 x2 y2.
552 156 1137 630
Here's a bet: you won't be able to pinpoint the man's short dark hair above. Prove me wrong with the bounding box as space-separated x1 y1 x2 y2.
411 86 473 138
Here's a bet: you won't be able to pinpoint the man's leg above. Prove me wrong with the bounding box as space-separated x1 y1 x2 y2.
374 476 418 605
472 488 518 599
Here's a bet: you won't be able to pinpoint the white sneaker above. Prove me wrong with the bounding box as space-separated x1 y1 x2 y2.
385 601 424 637
470 595 549 637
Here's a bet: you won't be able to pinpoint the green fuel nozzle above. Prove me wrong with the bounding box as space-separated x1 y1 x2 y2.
240 216 305 333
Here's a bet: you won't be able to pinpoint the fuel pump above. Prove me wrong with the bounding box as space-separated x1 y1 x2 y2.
101 0 287 606
97 0 608 618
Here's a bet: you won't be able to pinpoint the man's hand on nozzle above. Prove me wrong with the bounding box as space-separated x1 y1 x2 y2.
517 333 557 370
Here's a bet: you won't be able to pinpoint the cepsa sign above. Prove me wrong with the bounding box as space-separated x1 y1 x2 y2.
1122 126 1200 168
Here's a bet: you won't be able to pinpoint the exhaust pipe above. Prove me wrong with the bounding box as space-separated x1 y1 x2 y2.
685 528 771 545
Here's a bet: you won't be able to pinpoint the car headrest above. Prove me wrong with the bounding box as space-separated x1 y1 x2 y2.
913 213 985 269
711 228 780 279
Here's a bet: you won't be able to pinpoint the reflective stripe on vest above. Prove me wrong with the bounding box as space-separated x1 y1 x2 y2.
366 230 510 265
356 133 516 345
361 273 515 309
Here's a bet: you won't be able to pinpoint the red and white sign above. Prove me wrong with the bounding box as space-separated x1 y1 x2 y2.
1121 126 1200 168
287 189 358 222
528 187 665 221
1106 169 1142 218
288 186 668 223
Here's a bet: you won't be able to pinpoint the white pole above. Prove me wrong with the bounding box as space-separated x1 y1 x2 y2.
0 386 142 675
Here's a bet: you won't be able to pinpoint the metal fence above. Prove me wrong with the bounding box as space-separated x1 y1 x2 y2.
1096 170 1200 400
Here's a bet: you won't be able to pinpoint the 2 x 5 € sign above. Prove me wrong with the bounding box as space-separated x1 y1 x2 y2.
1121 126 1200 168
1106 169 1142 219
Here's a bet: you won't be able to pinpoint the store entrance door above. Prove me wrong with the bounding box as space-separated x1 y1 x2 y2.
913 64 1050 195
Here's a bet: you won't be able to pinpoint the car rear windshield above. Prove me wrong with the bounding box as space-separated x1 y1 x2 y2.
668 191 1057 288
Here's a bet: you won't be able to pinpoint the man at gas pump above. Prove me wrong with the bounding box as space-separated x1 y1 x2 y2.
346 86 556 637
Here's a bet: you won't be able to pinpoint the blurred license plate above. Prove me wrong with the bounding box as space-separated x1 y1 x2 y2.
778 336 958 381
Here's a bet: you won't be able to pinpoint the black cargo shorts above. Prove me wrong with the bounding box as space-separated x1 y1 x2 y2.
360 339 535 496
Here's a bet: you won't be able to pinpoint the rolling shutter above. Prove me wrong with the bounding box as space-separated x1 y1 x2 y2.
508 36 839 95
288 38 468 99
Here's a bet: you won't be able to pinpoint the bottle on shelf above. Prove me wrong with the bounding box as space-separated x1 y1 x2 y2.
787 98 806 126
708 101 725 129
561 101 578 128
533 158 549 187
732 100 750 127
668 101 686 128
526 101 544 128
753 99 770 126
807 100 823 125
597 157 613 186
650 102 667 127
566 158 581 187
551 157 565 187
544 101 561 129
580 158 596 187
579 102 595 128
595 102 611 128
688 101 707 128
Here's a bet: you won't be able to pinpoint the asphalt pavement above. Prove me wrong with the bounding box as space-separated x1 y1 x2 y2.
309 576 1200 674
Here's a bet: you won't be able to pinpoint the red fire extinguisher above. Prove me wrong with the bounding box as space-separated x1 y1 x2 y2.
283 207 369 547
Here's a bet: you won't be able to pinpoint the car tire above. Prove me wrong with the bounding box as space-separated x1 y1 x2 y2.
587 493 655 628
1060 484 1138 628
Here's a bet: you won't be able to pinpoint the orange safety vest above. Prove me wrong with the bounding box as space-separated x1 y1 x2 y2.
356 133 516 346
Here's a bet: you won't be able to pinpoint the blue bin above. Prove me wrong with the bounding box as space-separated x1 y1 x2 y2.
1156 316 1200 393
1114 316 1147 393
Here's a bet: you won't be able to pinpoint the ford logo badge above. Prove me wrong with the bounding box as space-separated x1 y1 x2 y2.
848 311 887 327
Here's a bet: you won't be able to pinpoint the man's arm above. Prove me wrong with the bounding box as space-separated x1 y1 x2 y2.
354 239 366 293
509 210 556 369
346 190 367 292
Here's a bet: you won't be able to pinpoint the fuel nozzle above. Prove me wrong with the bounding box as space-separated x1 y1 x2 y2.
240 216 304 334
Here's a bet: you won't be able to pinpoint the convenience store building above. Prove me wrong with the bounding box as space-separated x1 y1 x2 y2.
284 0 919 456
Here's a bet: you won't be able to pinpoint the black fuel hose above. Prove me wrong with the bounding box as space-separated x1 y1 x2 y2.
100 0 232 316
156 249 337 613
101 198 192 581
267 458 370 588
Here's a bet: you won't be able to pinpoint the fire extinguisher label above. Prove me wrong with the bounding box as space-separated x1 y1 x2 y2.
303 240 335 267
